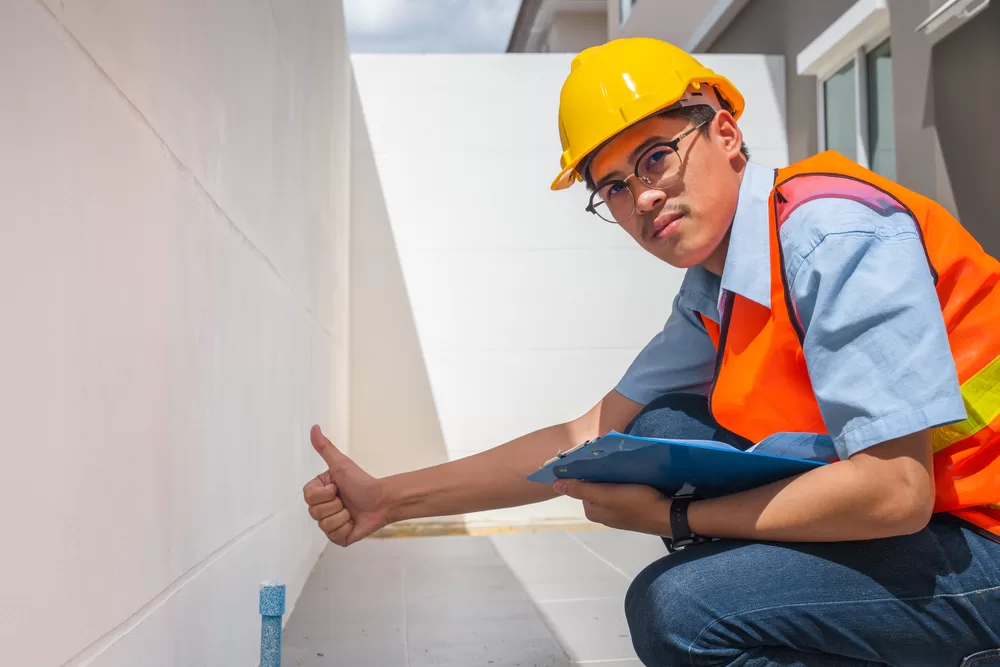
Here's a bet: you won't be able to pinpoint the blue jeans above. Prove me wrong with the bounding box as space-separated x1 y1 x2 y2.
623 394 1000 667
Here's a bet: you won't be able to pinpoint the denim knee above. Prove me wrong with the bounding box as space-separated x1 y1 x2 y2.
624 545 756 667
625 558 710 666
624 393 717 440
625 392 753 450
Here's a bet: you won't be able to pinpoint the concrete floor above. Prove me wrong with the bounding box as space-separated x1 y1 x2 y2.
281 528 669 666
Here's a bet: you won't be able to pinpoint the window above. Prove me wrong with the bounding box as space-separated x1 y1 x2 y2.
866 39 895 179
819 40 896 178
798 0 895 177
823 60 858 161
816 38 895 178
620 0 637 26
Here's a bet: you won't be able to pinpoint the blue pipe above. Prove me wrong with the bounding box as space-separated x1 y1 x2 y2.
259 581 286 667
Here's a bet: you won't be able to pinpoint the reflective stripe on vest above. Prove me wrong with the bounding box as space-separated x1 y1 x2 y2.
933 354 1000 452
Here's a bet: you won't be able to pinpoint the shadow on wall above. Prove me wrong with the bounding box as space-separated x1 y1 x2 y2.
931 1 1000 257
347 74 454 504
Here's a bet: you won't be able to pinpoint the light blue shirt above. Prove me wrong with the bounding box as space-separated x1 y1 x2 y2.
615 160 967 459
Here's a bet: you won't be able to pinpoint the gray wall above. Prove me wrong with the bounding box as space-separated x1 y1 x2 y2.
925 0 1000 254
706 0 857 163
885 0 958 217
708 0 1000 255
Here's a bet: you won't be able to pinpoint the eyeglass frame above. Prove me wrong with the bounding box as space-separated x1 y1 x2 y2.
584 118 710 224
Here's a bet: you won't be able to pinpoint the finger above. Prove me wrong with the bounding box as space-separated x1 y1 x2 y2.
554 479 606 503
303 476 335 497
308 497 344 521
311 424 349 470
303 480 338 505
318 507 352 534
327 520 354 546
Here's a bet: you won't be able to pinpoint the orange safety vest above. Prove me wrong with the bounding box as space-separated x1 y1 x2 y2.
700 150 1000 538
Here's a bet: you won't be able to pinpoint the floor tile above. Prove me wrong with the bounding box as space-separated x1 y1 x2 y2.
536 598 636 664
291 558 405 617
283 535 575 666
282 630 408 667
489 532 631 602
408 617 571 667
569 529 669 578
398 533 502 566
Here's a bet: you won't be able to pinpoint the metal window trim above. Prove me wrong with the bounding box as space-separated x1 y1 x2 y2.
684 0 754 52
797 0 890 79
915 0 991 43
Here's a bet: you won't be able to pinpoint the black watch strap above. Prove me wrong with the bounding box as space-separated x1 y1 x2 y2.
666 496 709 552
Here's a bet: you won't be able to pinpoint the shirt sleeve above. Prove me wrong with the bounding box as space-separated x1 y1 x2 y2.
615 292 718 405
781 198 967 459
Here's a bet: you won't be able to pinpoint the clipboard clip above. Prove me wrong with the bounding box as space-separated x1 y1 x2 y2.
541 438 598 468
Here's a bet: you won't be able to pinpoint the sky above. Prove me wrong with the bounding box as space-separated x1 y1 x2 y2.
343 0 522 53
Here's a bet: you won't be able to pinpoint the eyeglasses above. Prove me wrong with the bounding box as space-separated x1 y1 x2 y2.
585 119 708 224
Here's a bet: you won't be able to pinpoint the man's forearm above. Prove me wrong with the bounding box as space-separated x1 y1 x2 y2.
378 389 643 525
381 422 581 523
688 433 935 542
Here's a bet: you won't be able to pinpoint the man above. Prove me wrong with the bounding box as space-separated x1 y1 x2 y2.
303 38 1000 666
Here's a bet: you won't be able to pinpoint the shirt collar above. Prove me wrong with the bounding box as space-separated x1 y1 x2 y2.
676 160 774 322
718 159 774 313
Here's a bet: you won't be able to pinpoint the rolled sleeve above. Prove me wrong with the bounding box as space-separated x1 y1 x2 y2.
783 200 966 459
615 292 718 405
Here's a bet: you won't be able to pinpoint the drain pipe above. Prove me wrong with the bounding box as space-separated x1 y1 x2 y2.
259 581 286 667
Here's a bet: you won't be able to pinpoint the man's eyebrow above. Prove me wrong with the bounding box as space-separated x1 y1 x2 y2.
628 136 667 164
592 136 669 191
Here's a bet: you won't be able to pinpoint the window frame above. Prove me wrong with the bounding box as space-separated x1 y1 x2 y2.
815 34 891 169
796 0 892 171
916 0 991 44
619 0 637 26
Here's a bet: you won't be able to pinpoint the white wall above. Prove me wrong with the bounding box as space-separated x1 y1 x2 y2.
349 53 787 530
0 0 349 665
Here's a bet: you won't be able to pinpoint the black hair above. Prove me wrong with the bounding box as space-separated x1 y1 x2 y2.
582 103 751 192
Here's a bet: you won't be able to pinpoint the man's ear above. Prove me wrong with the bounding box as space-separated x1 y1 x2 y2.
712 110 744 160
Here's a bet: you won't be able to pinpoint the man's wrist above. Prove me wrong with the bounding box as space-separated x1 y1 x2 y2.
379 476 410 525
655 497 674 537
666 497 711 550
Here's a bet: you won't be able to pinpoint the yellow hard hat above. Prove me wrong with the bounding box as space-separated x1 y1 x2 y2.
551 37 745 191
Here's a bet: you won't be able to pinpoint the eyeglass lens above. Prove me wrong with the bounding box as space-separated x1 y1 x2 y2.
590 144 680 223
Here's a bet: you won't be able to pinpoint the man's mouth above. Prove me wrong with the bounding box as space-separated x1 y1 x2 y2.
648 211 684 240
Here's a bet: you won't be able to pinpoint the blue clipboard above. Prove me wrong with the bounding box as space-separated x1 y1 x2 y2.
527 430 833 499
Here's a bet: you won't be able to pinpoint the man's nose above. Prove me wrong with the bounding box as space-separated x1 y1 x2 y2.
635 186 666 214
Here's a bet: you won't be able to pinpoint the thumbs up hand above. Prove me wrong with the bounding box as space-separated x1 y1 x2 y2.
303 425 389 547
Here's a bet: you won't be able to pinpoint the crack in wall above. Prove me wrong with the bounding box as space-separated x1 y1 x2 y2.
33 0 338 343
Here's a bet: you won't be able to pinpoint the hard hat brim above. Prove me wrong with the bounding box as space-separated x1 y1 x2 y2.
550 165 579 191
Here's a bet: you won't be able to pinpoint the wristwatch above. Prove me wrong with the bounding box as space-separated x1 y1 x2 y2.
665 496 710 552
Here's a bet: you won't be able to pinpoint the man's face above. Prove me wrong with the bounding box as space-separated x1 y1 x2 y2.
587 111 744 270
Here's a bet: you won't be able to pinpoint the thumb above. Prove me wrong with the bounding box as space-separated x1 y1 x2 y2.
554 479 604 503
310 424 348 469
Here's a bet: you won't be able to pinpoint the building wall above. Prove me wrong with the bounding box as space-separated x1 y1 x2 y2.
0 0 349 664
706 0 999 255
916 0 1000 254
349 53 787 530
707 0 858 164
608 0 714 48
546 10 607 52
881 0 960 220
